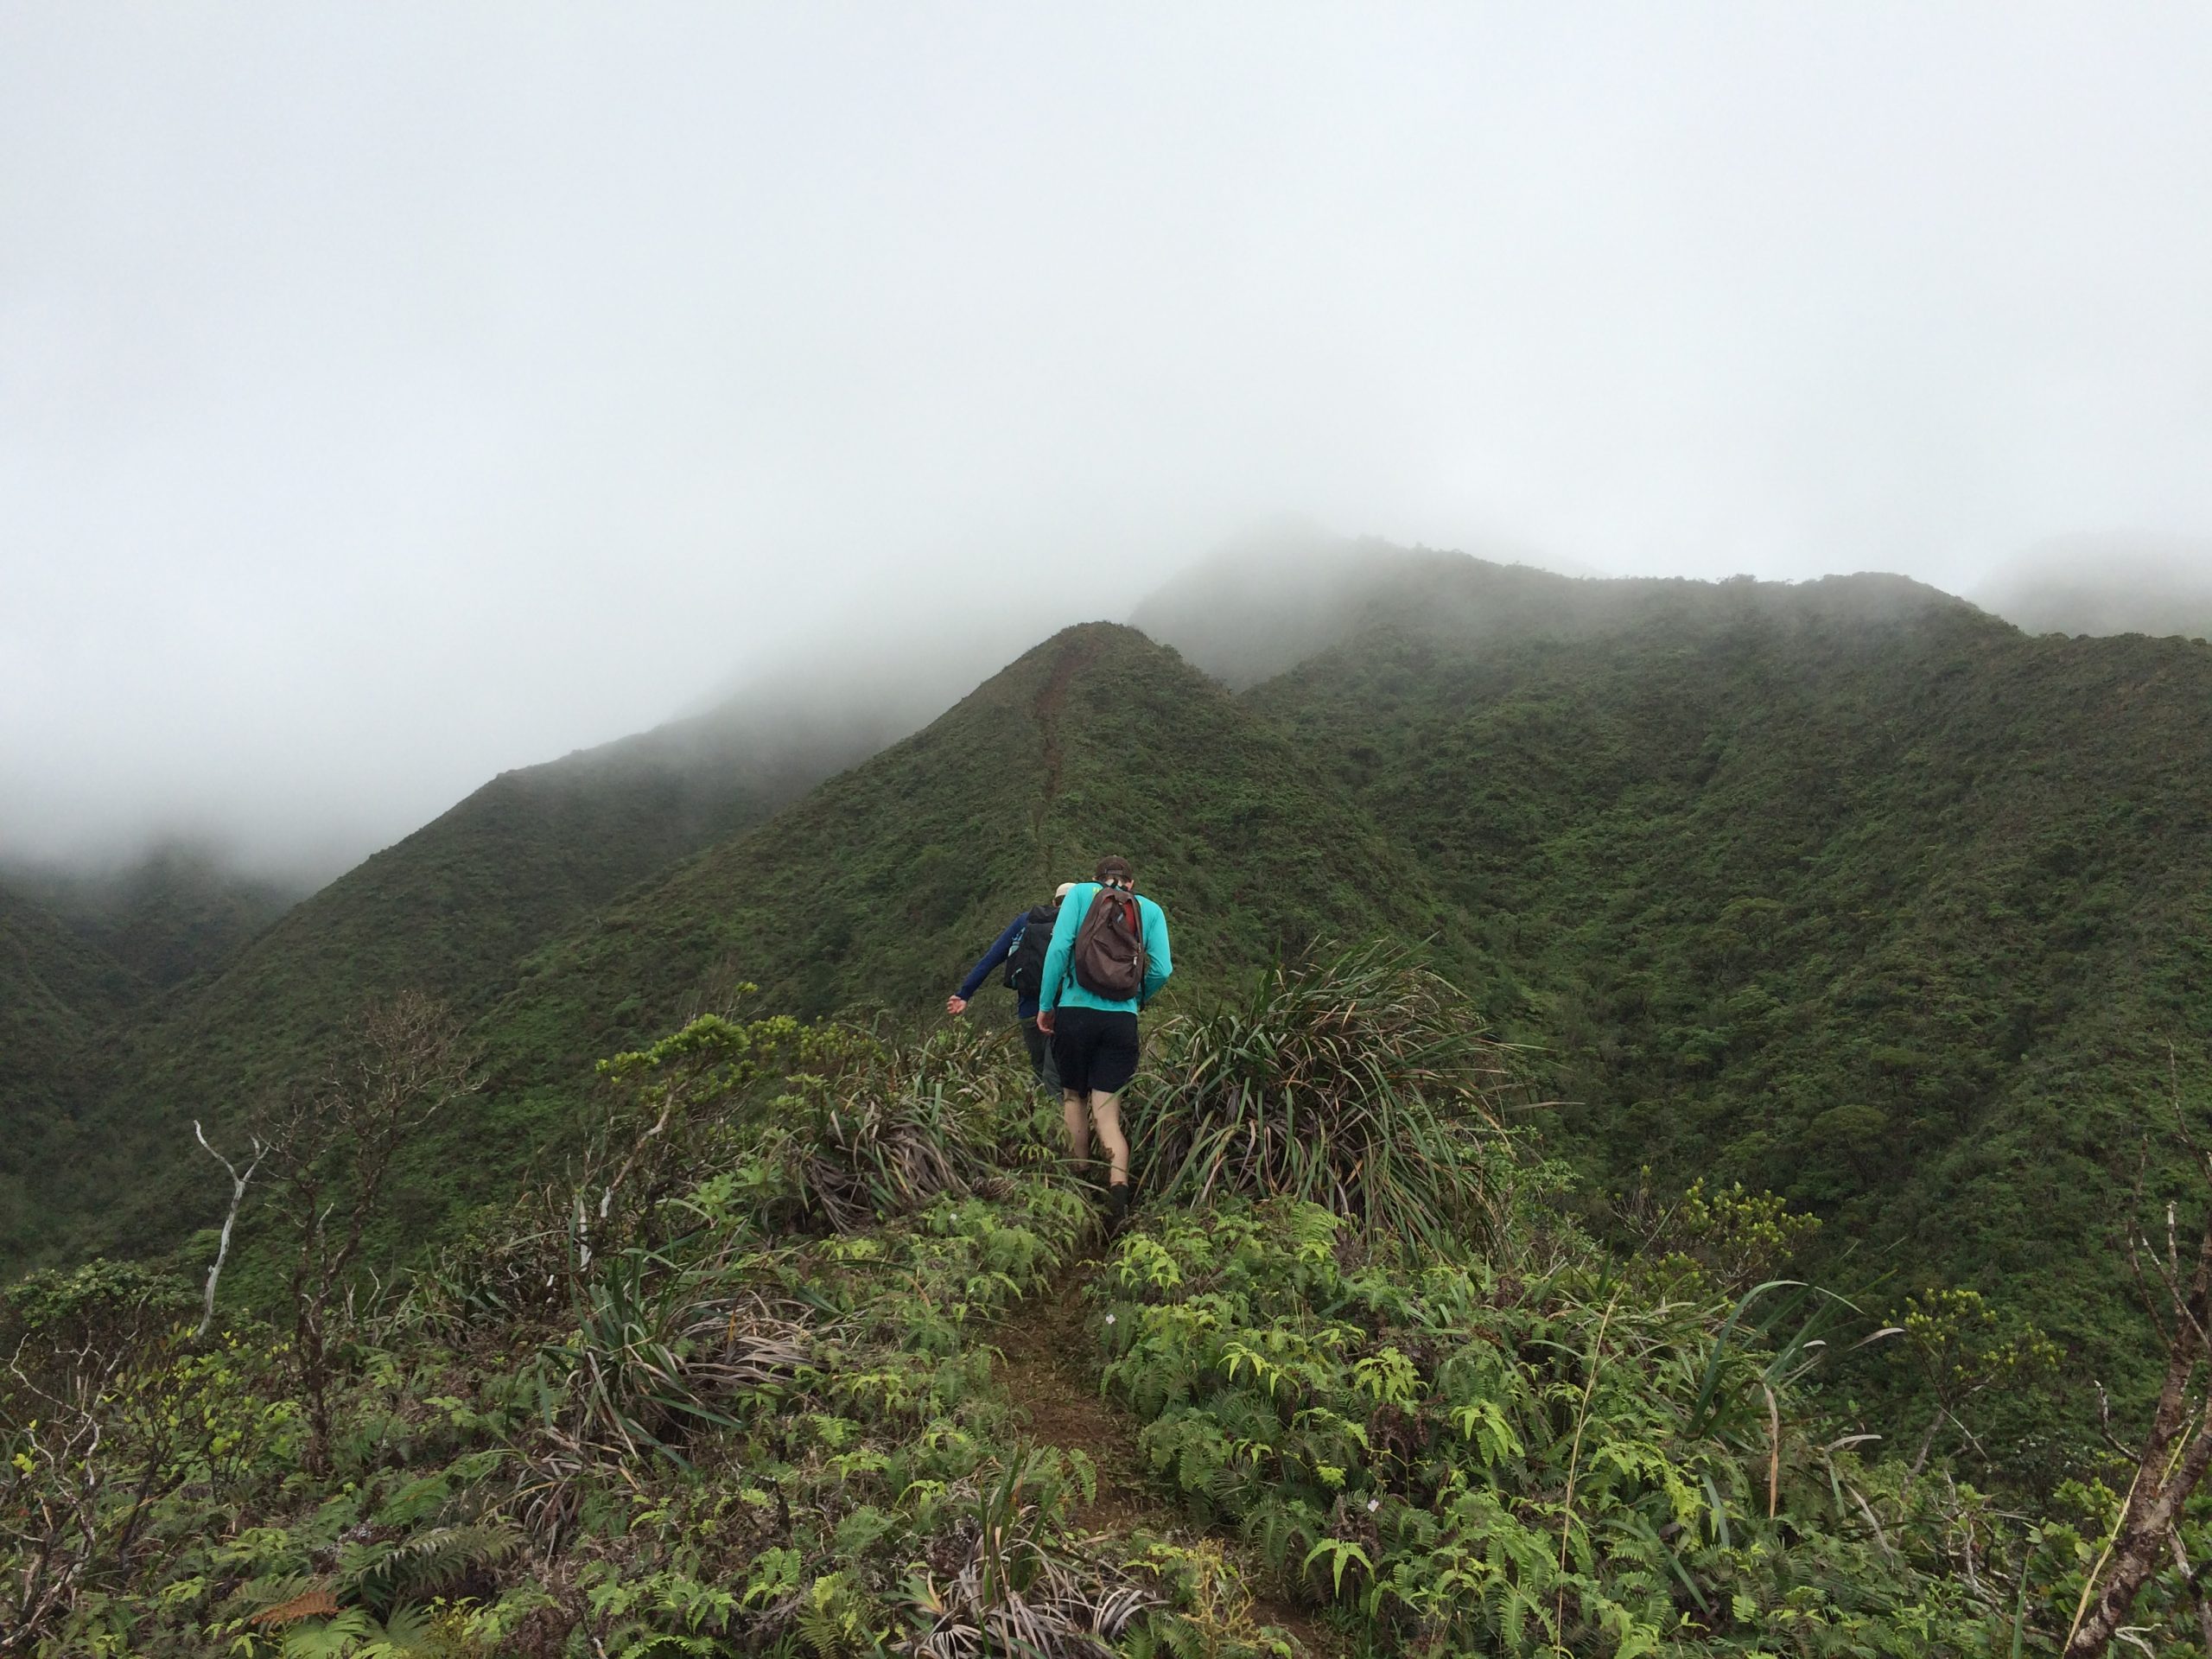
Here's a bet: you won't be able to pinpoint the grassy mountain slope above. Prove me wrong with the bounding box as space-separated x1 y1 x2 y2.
48 623 1470 1268
454 623 1473 1175
10 963 2114 1656
2 846 302 992
33 538 2212 1436
13 701 899 1270
0 887 139 1243
1248 574 2212 1400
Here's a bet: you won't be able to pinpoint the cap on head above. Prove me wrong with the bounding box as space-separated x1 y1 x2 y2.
1095 855 1135 887
1054 881 1077 900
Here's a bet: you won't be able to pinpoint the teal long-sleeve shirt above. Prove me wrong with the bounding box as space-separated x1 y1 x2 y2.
1037 884 1173 1014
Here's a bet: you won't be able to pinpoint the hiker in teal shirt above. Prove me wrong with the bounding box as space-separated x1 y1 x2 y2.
1035 855 1172 1222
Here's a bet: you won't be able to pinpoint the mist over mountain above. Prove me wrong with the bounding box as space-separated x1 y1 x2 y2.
18 537 2212 1645
1135 530 1961 688
17 6 2212 1641
1974 533 2212 641
0 842 303 992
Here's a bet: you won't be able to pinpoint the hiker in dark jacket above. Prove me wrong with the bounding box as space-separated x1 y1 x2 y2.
947 882 1074 1089
1035 855 1173 1221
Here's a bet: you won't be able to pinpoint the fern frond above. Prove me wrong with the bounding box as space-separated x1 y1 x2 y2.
342 1521 523 1609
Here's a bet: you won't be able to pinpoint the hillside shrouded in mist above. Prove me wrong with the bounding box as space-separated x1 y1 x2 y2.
15 9 2212 1649
13 539 2212 1649
1976 534 2212 641
23 547 2212 1414
7 7 2212 880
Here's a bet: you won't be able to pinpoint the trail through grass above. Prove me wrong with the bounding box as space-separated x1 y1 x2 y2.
990 1245 1343 1658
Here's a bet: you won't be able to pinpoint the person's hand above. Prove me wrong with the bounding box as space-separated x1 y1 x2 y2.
1035 1009 1055 1035
946 995 968 1017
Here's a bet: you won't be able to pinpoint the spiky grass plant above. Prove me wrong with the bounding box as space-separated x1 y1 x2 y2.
750 1020 1034 1234
910 1447 1157 1659
1130 944 1531 1256
528 1247 819 1487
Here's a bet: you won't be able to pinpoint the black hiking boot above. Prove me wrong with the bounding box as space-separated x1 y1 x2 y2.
1106 1180 1132 1227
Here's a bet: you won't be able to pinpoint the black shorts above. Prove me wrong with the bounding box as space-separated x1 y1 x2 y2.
1050 1007 1141 1096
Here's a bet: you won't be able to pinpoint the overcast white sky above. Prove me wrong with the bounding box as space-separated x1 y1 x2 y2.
6 4 2212 875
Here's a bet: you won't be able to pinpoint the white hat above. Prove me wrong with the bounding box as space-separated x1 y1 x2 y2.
1054 881 1077 899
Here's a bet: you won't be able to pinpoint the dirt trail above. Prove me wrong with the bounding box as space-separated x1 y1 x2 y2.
1029 637 1103 865
990 1255 1339 1657
990 1259 1168 1534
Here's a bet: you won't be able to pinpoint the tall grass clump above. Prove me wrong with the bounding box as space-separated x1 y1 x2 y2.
1131 944 1540 1256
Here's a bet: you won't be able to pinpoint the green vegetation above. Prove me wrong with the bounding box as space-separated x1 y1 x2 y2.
17 957 2196 1656
0 887 142 1250
1129 945 1533 1256
20 544 2212 1535
1245 569 2212 1433
11 698 892 1270
221 624 1468 1255
0 1003 1272 1656
2 843 302 993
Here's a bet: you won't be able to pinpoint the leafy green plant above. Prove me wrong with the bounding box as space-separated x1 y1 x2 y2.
0 976 2171 1655
1094 1196 2016 1655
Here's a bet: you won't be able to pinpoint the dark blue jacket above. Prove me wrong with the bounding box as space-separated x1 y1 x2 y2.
957 912 1040 1019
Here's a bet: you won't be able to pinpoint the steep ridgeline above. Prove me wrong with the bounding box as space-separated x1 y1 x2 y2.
353 624 1470 1242
16 698 902 1272
1248 567 2212 1402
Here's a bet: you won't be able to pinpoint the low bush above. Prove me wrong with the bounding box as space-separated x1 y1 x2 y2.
1130 945 1544 1256
1094 1198 2011 1656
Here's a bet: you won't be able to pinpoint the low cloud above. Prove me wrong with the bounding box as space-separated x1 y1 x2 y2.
5 7 2210 876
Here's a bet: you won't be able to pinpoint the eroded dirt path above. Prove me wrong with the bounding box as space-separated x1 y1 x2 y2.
990 1255 1341 1657
991 1260 1170 1533
1028 634 1103 868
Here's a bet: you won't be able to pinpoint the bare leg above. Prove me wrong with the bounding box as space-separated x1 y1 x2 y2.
1061 1090 1091 1164
1090 1091 1129 1186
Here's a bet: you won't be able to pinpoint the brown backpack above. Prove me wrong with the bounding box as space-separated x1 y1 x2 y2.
1071 884 1147 1001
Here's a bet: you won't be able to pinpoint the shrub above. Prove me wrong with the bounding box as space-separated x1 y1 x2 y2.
1130 944 1532 1256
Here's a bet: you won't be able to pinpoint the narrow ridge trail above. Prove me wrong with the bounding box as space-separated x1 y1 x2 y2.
1027 634 1103 876
989 1258 1166 1535
989 1249 1339 1656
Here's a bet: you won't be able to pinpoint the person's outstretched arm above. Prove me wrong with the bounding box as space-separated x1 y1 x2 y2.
1035 889 1085 1023
1141 901 1172 1006
949 912 1024 1014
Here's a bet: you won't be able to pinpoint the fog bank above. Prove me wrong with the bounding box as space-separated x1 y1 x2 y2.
7 6 2211 874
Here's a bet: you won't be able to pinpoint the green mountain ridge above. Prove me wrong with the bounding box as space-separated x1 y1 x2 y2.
1249 576 2212 1405
380 621 1478 1236
11 695 900 1267
20 544 2212 1653
0 887 141 1242
23 542 2212 1429
1133 531 1961 688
